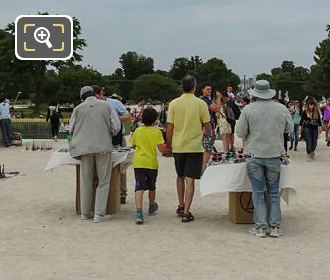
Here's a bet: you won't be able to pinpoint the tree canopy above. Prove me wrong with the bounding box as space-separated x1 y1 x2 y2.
306 25 330 97
119 51 154 80
256 60 310 99
131 74 180 102
0 12 87 111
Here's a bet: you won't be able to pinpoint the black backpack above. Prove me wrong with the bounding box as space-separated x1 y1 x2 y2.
51 106 60 119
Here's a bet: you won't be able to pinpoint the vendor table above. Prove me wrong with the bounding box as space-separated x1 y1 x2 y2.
200 162 297 223
46 148 134 215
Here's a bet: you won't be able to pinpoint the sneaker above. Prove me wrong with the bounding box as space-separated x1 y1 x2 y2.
93 215 105 223
135 211 144 224
148 202 158 216
120 197 126 204
81 214 93 220
249 227 267 238
294 148 297 151
270 227 284 238
289 146 293 150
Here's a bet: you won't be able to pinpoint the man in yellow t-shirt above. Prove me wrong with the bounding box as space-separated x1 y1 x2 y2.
166 75 211 223
131 107 168 224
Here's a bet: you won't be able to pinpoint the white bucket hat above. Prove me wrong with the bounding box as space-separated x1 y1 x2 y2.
248 80 276 100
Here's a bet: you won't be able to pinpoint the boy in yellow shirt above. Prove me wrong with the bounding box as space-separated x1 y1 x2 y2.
131 107 169 224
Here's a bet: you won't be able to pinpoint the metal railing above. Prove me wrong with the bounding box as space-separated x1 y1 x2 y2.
11 118 71 139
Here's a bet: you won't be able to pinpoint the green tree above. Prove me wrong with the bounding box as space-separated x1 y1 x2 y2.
170 57 191 80
271 67 282 76
281 61 295 73
0 13 86 111
131 74 180 102
119 51 154 80
307 25 330 97
169 56 203 80
197 57 240 92
256 73 271 81
45 66 102 104
292 66 310 81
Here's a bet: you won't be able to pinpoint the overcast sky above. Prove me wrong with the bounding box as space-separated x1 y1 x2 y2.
1 0 329 78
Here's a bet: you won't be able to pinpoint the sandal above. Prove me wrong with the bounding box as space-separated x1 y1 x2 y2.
176 205 184 217
181 212 195 223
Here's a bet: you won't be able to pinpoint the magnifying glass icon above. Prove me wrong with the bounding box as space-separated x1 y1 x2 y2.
34 27 53 49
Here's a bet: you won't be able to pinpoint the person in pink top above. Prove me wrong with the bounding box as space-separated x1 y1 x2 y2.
323 98 330 146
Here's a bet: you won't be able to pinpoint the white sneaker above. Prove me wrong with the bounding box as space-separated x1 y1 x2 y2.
81 214 93 220
270 227 284 238
93 215 105 223
249 227 267 238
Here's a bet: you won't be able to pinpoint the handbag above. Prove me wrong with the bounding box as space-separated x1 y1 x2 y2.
217 111 232 135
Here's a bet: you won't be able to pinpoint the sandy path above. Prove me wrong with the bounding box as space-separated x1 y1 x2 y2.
0 137 330 280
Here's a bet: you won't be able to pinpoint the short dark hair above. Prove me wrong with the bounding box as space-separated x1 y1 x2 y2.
243 97 250 104
0 95 5 103
182 75 196 93
142 107 158 126
137 96 147 102
91 85 101 95
202 82 212 89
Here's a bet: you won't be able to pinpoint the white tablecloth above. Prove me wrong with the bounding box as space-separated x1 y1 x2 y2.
200 162 297 204
45 148 134 173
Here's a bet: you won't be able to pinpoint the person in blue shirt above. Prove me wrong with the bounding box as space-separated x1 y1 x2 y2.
106 93 132 204
93 86 132 204
0 95 12 147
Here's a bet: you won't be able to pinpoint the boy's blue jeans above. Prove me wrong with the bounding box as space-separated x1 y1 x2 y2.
246 157 281 229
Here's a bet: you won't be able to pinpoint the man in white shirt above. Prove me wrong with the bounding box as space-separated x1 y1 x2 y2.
0 95 12 147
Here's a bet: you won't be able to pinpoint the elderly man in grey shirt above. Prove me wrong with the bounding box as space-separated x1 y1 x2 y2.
69 86 121 223
236 80 293 238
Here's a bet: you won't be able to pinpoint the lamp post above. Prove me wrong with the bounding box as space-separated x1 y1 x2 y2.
14 91 22 105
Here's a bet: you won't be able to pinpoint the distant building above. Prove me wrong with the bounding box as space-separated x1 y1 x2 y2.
239 77 255 94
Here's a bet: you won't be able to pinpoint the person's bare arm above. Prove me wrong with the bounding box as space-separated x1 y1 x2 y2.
203 122 212 138
157 143 171 154
118 114 132 123
208 92 221 113
166 123 174 146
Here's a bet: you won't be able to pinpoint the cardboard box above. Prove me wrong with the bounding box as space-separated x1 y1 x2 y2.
229 192 254 224
75 164 121 215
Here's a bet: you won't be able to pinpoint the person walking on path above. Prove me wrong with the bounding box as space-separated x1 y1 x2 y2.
46 102 63 142
131 107 169 224
299 97 322 161
166 75 211 223
236 80 293 238
200 83 221 168
217 93 235 152
0 95 12 147
322 98 330 146
226 86 240 151
69 86 121 223
289 100 302 151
